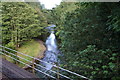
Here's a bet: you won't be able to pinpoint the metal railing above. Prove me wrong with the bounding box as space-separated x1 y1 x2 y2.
0 45 90 80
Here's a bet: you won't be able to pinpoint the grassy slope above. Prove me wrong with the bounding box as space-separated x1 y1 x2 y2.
16 39 46 67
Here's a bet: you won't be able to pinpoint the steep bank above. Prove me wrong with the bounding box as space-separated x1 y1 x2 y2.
37 40 46 59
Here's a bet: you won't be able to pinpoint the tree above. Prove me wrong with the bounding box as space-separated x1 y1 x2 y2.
56 2 120 79
50 2 78 37
2 2 47 47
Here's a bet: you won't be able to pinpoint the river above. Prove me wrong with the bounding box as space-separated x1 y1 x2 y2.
37 25 60 78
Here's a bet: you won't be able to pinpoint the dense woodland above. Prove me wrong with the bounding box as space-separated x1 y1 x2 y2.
1 2 120 80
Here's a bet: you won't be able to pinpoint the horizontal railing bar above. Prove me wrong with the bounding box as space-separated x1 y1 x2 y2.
1 49 72 80
0 52 56 79
0 45 90 80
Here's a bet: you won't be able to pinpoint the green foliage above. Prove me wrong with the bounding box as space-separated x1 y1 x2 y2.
107 3 120 32
17 39 44 67
5 42 15 49
54 2 120 79
78 45 118 79
112 77 120 80
61 45 119 79
43 2 78 38
4 42 19 64
2 2 47 47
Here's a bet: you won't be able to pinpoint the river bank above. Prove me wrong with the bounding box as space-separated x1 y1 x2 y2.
16 39 46 67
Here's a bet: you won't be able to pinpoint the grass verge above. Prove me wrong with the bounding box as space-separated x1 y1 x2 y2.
16 39 45 67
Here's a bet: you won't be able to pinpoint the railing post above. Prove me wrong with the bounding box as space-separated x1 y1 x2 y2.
32 56 35 74
57 63 60 80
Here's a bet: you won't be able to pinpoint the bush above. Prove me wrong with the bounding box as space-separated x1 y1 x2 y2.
62 45 119 79
5 42 16 49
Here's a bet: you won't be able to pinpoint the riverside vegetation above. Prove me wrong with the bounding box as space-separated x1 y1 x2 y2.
1 2 120 80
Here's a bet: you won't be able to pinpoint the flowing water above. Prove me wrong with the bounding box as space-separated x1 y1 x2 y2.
37 25 60 78
42 32 58 71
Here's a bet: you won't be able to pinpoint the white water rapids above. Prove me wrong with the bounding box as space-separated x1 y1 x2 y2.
39 25 59 72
